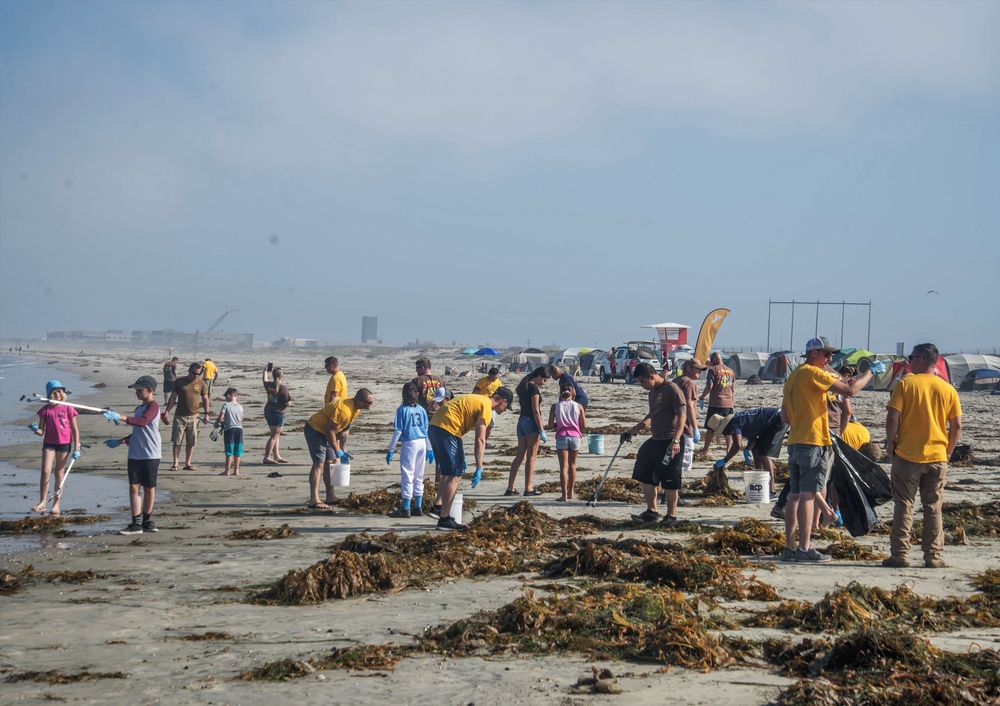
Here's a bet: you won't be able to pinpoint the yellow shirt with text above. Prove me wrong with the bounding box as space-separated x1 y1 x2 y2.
783 364 840 446
430 394 492 438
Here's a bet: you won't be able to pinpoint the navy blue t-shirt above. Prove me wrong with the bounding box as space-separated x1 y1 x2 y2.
725 407 781 438
558 372 589 408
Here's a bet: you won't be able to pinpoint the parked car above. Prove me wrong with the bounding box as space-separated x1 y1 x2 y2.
598 341 663 383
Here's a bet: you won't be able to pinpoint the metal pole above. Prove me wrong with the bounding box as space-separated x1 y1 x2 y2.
790 300 795 351
867 301 872 351
766 300 772 352
840 301 846 348
815 300 820 338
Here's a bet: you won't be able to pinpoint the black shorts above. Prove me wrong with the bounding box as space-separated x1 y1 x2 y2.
163 381 174 395
43 442 72 453
756 422 789 458
127 458 159 488
631 438 683 490
704 406 734 429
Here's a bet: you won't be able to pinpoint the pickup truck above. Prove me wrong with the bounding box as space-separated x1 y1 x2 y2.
597 341 663 383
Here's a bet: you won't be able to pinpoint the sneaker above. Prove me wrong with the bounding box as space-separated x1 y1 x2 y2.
410 505 423 517
660 515 677 524
503 489 518 497
924 558 946 569
631 509 661 523
779 547 797 562
794 548 832 563
388 507 411 519
427 505 442 520
882 556 910 568
436 516 467 532
119 521 143 535
141 520 158 533
770 505 786 520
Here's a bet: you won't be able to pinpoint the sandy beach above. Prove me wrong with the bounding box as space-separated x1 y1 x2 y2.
2 344 999 705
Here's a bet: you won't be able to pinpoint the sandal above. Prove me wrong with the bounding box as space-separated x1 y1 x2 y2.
263 458 276 465
275 458 290 463
183 465 197 471
307 502 331 510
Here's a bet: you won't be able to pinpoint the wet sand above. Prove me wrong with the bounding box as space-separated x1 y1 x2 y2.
1 343 998 704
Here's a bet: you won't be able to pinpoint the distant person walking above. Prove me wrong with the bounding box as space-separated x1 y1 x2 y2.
262 365 291 464
202 358 219 398
162 357 179 404
547 384 586 501
883 343 962 569
505 367 549 497
162 362 210 471
699 352 736 455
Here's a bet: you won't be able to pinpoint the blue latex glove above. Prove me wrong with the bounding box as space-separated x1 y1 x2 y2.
336 450 347 460
104 439 121 449
342 451 354 461
28 422 39 433
539 430 548 443
103 410 121 424
471 466 483 489
386 450 394 465
743 449 753 464
693 428 701 444
869 360 888 375
699 399 705 411
714 459 725 471
426 449 435 464
71 449 81 461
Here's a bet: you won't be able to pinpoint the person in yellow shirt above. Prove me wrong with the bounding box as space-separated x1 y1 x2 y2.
426 388 513 531
201 359 219 397
303 389 374 509
473 367 502 397
780 337 882 563
323 356 350 451
840 420 870 451
883 343 962 569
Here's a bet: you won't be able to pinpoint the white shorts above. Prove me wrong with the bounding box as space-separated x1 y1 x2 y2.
556 436 582 451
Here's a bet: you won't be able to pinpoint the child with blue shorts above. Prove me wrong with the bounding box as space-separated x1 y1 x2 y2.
215 388 244 476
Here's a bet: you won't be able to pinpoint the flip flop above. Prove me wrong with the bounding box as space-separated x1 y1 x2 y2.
275 458 290 463
169 465 179 471
307 502 331 510
263 459 277 465
323 498 344 506
183 465 197 471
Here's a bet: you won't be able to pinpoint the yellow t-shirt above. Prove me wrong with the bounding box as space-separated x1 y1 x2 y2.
430 394 492 437
887 373 962 463
840 421 870 451
783 363 840 446
325 371 348 404
473 376 501 397
307 398 359 435
202 360 218 381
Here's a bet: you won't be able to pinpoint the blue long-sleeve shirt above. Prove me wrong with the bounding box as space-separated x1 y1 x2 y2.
389 403 429 449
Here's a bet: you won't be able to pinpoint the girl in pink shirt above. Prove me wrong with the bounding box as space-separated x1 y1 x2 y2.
30 381 81 515
547 384 587 501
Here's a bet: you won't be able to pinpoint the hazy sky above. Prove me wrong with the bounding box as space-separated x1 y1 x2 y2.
1 0 998 353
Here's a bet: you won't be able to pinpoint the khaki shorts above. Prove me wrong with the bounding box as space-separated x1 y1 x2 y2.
172 415 199 446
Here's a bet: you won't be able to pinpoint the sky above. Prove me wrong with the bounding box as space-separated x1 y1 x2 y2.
1 0 998 354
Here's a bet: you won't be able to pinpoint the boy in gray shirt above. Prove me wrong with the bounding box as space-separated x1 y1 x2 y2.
216 388 244 476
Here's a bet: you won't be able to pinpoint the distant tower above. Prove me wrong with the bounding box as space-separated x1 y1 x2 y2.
361 316 378 343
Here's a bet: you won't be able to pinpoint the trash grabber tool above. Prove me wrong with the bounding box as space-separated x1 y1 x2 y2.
52 457 77 503
586 439 625 507
22 394 119 423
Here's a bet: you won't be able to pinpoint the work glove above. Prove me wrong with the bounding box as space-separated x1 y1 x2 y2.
71 449 81 461
743 449 753 465
620 432 632 444
539 430 548 443
28 422 39 433
714 459 726 471
693 428 701 443
386 450 394 465
868 360 888 375
471 466 483 489
103 410 121 424
699 399 705 410
104 439 121 449
426 449 435 464
336 450 347 460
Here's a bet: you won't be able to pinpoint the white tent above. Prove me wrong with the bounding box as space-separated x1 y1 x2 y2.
725 352 768 379
943 354 1000 385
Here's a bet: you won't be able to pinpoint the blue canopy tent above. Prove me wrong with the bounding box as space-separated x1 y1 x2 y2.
461 348 479 355
475 347 501 356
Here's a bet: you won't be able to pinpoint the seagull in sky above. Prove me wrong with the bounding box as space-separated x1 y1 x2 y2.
926 290 939 295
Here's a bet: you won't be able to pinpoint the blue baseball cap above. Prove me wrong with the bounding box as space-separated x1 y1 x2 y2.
45 380 67 396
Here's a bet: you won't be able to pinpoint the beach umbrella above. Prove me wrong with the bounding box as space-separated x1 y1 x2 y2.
462 348 479 355
475 347 501 356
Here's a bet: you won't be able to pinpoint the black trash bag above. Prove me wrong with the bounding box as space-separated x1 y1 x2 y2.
833 436 892 507
830 442 881 537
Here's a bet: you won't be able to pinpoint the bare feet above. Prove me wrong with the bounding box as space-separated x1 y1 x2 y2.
50 506 61 516
233 471 240 476
32 502 47 513
275 458 289 464
308 501 331 509
219 471 230 476
819 510 838 528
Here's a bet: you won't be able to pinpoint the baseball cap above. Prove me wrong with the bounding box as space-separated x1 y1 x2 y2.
707 412 734 433
432 386 452 403
45 380 68 396
804 337 840 355
493 386 514 406
129 375 158 391
685 358 708 370
488 367 499 375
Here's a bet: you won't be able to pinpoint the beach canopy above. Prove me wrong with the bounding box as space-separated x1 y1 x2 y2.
461 348 479 355
475 347 501 356
725 352 768 379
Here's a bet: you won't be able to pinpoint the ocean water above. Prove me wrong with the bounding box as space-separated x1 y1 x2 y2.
0 354 151 552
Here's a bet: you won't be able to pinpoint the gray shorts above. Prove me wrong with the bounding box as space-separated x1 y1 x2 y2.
787 444 833 494
556 435 582 451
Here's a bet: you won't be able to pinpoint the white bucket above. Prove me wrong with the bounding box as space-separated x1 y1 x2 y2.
743 471 769 504
332 462 351 487
450 493 463 524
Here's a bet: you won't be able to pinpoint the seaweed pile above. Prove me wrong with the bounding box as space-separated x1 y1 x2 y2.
0 564 108 595
225 524 298 540
0 514 111 534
